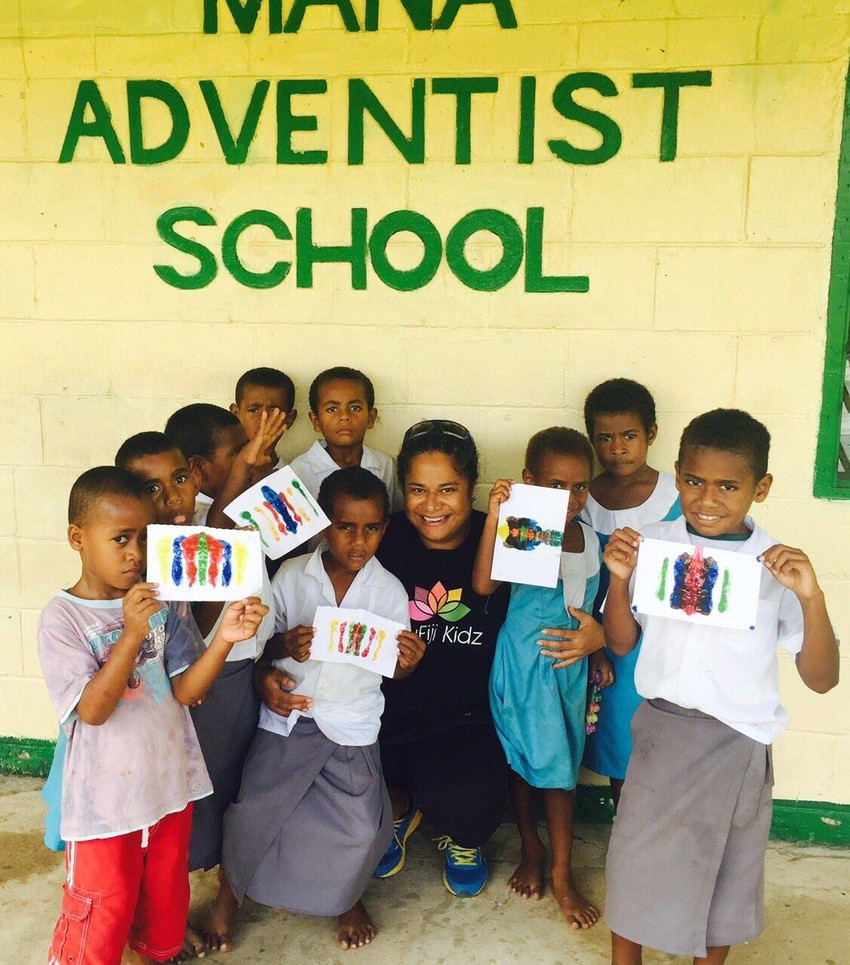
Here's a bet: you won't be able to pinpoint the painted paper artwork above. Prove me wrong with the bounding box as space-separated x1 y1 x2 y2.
632 537 762 630
311 606 403 677
223 466 331 559
490 483 569 588
147 525 264 601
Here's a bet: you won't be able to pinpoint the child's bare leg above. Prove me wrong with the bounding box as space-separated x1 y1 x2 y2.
695 947 730 965
544 788 598 929
388 786 409 822
611 933 642 964
203 868 238 953
337 899 377 950
507 771 546 899
610 778 624 811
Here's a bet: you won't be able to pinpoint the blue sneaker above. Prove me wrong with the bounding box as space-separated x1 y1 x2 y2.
374 806 422 878
435 835 488 896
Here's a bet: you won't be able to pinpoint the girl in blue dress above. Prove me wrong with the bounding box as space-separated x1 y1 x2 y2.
473 427 611 930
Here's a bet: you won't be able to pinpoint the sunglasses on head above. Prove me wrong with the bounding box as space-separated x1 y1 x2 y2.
402 420 472 444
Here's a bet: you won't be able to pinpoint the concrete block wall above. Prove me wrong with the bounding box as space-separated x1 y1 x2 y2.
1 0 848 803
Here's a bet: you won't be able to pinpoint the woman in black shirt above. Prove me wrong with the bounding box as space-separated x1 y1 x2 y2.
375 420 509 898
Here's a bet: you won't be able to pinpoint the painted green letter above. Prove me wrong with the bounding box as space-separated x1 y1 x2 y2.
276 80 329 164
200 80 269 164
154 206 218 290
369 210 443 290
435 0 517 29
59 80 125 163
432 77 499 164
284 0 360 31
222 209 292 288
524 208 589 293
364 0 432 31
348 78 425 164
548 72 621 166
632 70 712 162
127 80 190 165
296 208 368 289
204 0 283 33
445 209 523 292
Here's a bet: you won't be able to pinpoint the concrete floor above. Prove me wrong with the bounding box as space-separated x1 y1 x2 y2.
2 775 849 965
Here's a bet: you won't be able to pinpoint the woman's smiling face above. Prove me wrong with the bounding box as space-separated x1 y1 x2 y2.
403 451 474 550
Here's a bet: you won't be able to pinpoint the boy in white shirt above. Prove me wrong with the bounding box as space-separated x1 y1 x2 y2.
220 467 425 951
290 366 400 511
602 409 839 965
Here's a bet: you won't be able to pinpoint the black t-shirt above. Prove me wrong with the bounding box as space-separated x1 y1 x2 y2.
378 510 509 743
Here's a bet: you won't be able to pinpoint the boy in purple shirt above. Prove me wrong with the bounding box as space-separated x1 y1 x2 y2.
40 467 267 965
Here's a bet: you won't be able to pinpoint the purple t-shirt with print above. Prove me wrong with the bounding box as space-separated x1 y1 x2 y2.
38 592 212 841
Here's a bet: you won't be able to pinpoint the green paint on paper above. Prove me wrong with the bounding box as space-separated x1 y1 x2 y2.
718 568 731 613
656 557 669 601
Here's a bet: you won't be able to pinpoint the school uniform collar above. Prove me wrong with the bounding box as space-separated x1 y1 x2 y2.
304 439 382 474
665 515 774 556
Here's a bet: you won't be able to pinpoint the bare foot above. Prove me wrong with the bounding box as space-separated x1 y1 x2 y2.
203 876 238 953
337 900 377 950
551 868 599 930
508 840 545 900
121 946 151 965
168 925 206 962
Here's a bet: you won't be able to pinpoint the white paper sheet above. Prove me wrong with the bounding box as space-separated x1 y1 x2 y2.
490 483 570 588
632 537 761 630
147 524 264 601
310 605 402 677
223 466 331 559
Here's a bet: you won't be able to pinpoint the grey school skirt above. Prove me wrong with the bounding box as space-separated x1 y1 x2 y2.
222 718 392 917
189 657 260 871
605 699 773 958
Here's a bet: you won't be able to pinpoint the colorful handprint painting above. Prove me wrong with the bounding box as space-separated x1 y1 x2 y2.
632 538 761 630
147 525 264 601
311 606 403 677
491 483 570 588
224 466 331 559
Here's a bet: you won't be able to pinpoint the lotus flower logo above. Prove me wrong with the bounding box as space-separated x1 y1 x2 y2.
409 581 471 624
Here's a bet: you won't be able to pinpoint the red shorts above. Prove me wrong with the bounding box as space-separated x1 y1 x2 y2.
48 804 193 965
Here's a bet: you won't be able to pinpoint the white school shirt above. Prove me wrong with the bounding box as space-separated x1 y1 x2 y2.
581 472 680 536
259 542 410 746
289 440 401 512
632 516 806 744
192 497 274 661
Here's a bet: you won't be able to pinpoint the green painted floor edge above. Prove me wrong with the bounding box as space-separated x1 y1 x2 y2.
2 737 848 846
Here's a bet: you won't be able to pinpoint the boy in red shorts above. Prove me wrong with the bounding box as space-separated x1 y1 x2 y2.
40 466 268 965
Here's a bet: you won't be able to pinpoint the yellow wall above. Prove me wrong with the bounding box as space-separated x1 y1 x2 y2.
1 0 848 803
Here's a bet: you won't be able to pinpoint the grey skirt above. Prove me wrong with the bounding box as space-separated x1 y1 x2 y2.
189 657 260 871
222 719 392 917
605 699 773 958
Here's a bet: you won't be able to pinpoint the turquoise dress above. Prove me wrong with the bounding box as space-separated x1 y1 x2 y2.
580 474 682 781
489 521 600 790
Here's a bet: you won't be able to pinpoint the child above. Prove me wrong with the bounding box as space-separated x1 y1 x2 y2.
472 428 609 929
39 467 268 965
603 409 838 964
158 413 281 953
580 378 681 808
220 467 426 951
230 366 298 481
290 366 400 511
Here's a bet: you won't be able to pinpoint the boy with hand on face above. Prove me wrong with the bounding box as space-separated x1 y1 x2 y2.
39 467 267 965
602 409 838 965
230 367 298 483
